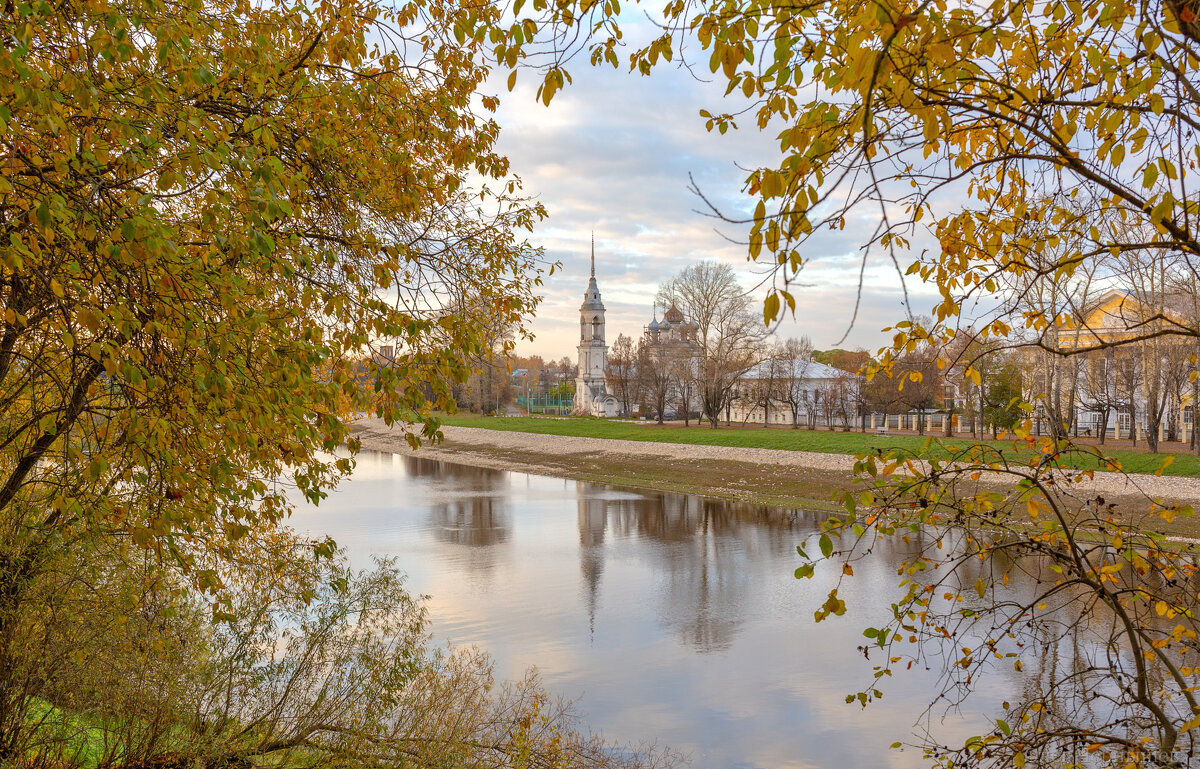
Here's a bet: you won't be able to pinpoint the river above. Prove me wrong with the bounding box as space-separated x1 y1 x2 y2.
296 449 1025 769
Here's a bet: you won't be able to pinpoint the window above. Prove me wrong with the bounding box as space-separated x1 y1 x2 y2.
1185 406 1193 426
1118 411 1132 432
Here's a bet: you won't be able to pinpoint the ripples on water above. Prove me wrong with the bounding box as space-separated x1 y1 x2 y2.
296 450 1027 769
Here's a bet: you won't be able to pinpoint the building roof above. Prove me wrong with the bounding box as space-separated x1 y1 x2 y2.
580 275 605 311
742 358 847 381
663 305 685 323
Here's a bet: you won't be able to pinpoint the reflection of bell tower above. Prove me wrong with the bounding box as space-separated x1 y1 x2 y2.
574 234 609 415
577 488 607 640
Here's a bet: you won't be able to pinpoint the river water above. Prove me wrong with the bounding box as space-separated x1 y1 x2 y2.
296 450 1025 769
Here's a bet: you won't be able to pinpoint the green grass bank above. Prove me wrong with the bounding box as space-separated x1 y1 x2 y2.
435 414 1200 478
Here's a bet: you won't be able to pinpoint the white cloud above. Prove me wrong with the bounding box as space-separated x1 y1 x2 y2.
488 43 943 358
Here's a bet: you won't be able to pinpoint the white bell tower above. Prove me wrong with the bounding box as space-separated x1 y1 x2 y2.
575 235 610 415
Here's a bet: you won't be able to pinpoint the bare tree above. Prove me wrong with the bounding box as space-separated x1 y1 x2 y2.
657 262 769 429
637 339 673 425
1117 245 1184 452
607 333 640 417
1078 350 1119 444
743 344 789 426
778 337 814 429
1114 349 1143 446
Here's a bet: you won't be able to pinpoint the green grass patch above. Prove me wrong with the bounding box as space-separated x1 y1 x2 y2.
436 415 1200 478
25 697 113 767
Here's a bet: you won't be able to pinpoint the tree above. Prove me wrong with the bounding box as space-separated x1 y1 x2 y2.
0 0 545 756
743 344 789 426
893 346 942 436
1115 349 1145 446
656 262 768 429
813 348 869 374
509 353 546 410
1116 244 1186 452
980 357 1025 438
779 336 814 429
1079 349 1120 444
493 0 1200 759
637 338 674 424
548 378 577 403
859 358 903 430
461 308 517 415
22 535 679 769
608 333 640 416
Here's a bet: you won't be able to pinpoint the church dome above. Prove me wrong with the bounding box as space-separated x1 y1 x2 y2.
663 305 685 323
648 317 660 331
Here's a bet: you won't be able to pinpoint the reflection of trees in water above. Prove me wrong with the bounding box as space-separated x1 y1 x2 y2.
646 495 756 653
429 497 511 548
422 460 512 576
403 455 509 492
574 482 811 653
872 526 1200 768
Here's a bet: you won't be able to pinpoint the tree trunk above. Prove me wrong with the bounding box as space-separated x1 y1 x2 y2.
1194 354 1200 456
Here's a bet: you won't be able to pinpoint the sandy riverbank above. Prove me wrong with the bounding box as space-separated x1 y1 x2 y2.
349 417 1200 514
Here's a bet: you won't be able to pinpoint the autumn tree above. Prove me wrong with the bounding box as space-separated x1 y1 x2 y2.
21 533 679 769
608 333 640 416
0 0 546 756
509 353 546 406
813 348 869 374
486 0 1200 759
979 356 1025 438
892 346 942 436
1116 244 1186 452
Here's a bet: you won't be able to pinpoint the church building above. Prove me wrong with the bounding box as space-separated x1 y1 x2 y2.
574 239 620 417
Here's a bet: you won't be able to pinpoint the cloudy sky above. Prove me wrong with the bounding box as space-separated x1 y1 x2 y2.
485 26 944 361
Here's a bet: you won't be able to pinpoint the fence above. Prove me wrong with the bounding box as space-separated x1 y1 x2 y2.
517 393 574 415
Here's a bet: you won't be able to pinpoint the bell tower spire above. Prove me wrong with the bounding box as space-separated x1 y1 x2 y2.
576 234 609 416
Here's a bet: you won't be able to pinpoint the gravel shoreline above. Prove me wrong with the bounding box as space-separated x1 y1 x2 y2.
351 417 1200 505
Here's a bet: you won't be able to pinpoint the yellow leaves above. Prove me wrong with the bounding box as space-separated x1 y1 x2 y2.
815 588 847 621
1181 712 1200 735
760 170 785 199
536 67 570 106
763 291 780 324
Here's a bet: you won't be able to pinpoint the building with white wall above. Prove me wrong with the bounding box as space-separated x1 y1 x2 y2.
574 240 620 417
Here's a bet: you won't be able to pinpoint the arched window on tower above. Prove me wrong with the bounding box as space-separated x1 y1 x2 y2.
592 316 601 339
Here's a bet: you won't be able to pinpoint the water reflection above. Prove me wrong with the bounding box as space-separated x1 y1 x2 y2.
300 450 1008 769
